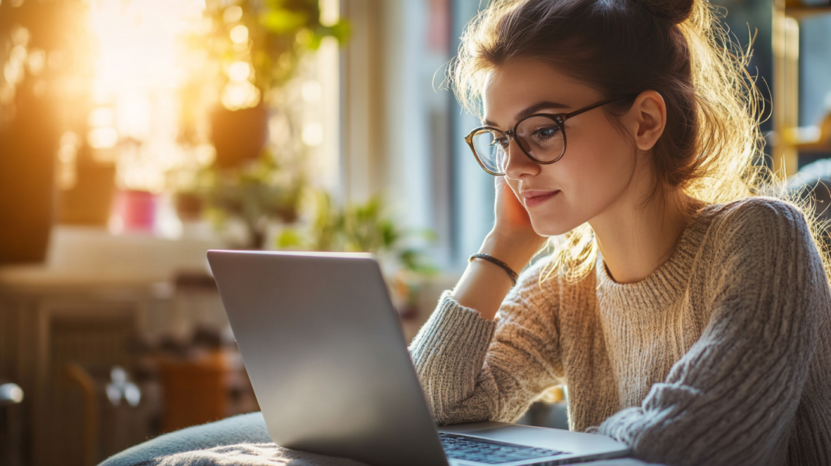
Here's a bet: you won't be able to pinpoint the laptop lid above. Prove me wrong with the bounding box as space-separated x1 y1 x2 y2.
208 250 449 466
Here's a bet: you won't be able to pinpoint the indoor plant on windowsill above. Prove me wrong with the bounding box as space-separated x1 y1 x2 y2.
0 1 91 263
173 0 349 247
276 192 438 318
207 0 347 166
185 0 349 166
205 150 305 250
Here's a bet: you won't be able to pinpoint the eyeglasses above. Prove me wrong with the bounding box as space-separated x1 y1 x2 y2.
464 96 633 176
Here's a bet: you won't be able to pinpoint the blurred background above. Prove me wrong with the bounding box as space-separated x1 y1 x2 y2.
0 0 829 465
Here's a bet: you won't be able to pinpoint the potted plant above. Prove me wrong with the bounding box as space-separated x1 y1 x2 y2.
276 192 438 318
0 0 92 263
204 151 304 249
182 0 350 169
171 0 349 247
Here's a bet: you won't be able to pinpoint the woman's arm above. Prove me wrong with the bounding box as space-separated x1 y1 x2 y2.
409 255 564 426
451 231 544 321
408 175 558 425
596 198 831 466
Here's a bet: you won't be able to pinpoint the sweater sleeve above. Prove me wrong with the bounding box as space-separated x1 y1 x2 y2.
408 258 565 426
596 198 829 466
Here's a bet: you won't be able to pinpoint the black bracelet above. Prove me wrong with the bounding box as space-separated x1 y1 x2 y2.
469 253 518 286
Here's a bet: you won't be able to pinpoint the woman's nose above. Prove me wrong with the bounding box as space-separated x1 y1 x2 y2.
503 137 539 179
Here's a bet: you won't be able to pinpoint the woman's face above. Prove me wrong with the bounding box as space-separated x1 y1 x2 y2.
482 59 642 236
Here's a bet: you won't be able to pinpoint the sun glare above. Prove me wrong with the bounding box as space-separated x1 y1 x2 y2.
89 0 204 95
87 0 206 194
230 24 249 44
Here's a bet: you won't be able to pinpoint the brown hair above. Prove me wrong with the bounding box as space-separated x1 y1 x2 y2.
451 0 776 282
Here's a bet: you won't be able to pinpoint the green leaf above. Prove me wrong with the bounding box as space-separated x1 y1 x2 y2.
328 21 352 45
276 228 305 249
259 10 308 35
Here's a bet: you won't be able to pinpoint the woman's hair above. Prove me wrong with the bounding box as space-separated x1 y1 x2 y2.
450 0 829 282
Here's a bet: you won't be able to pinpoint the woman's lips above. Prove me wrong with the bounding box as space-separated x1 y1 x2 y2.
522 190 560 208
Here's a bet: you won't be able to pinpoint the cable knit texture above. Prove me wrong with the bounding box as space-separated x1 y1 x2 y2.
409 197 831 466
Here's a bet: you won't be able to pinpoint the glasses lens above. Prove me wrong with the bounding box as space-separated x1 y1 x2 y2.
471 129 508 174
515 116 563 162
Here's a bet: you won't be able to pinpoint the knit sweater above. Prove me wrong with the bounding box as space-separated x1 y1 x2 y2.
409 197 831 466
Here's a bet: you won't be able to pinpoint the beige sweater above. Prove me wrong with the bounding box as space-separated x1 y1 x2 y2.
410 197 831 466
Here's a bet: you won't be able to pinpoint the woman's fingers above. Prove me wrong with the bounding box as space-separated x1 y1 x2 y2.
489 176 548 270
494 176 533 230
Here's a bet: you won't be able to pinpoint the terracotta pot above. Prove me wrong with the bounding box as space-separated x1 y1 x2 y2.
174 192 205 222
58 147 116 227
209 105 268 169
0 95 58 264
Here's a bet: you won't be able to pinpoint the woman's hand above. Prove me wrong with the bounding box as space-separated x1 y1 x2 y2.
485 177 548 272
493 177 537 238
452 177 549 320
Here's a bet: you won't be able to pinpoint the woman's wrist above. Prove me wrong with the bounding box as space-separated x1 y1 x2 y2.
449 231 545 322
480 230 545 274
469 253 518 286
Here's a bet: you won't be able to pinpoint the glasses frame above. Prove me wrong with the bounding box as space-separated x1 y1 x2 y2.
464 96 635 176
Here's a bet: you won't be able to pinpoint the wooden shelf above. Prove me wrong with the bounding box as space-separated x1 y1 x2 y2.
785 5 831 20
795 144 831 153
783 121 831 153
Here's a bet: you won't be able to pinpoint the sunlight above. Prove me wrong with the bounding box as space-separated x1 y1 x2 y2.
87 0 205 193
89 0 204 96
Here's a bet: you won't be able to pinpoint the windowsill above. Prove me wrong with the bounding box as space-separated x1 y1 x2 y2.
0 225 224 290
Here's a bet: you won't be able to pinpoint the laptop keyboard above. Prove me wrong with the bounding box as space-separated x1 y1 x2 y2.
439 432 566 464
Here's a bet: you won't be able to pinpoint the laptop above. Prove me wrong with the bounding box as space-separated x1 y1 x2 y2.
207 249 629 466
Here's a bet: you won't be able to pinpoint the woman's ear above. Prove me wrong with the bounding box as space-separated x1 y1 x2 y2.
627 90 666 152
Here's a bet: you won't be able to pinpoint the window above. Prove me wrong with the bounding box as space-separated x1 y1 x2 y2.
339 0 492 271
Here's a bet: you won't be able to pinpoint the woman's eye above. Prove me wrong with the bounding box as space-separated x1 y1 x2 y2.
490 137 509 149
532 126 560 141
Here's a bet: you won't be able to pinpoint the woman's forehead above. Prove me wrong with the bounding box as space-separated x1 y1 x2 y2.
481 60 596 126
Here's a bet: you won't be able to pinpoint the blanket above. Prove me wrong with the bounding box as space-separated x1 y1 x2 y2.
134 443 657 466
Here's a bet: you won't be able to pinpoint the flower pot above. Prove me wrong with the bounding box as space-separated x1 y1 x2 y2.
58 148 117 227
0 97 58 264
174 192 205 222
113 190 158 233
209 105 269 169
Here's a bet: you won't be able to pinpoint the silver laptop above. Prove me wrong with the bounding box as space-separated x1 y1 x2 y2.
207 250 629 466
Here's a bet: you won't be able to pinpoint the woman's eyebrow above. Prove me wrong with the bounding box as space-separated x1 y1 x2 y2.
483 100 570 127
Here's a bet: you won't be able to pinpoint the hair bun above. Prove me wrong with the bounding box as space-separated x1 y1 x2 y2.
637 0 695 25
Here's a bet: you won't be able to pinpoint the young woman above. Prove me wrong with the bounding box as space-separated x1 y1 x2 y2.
102 1 829 465
408 0 831 465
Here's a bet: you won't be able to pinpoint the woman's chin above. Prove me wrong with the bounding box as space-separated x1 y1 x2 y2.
531 222 573 237
529 210 588 236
